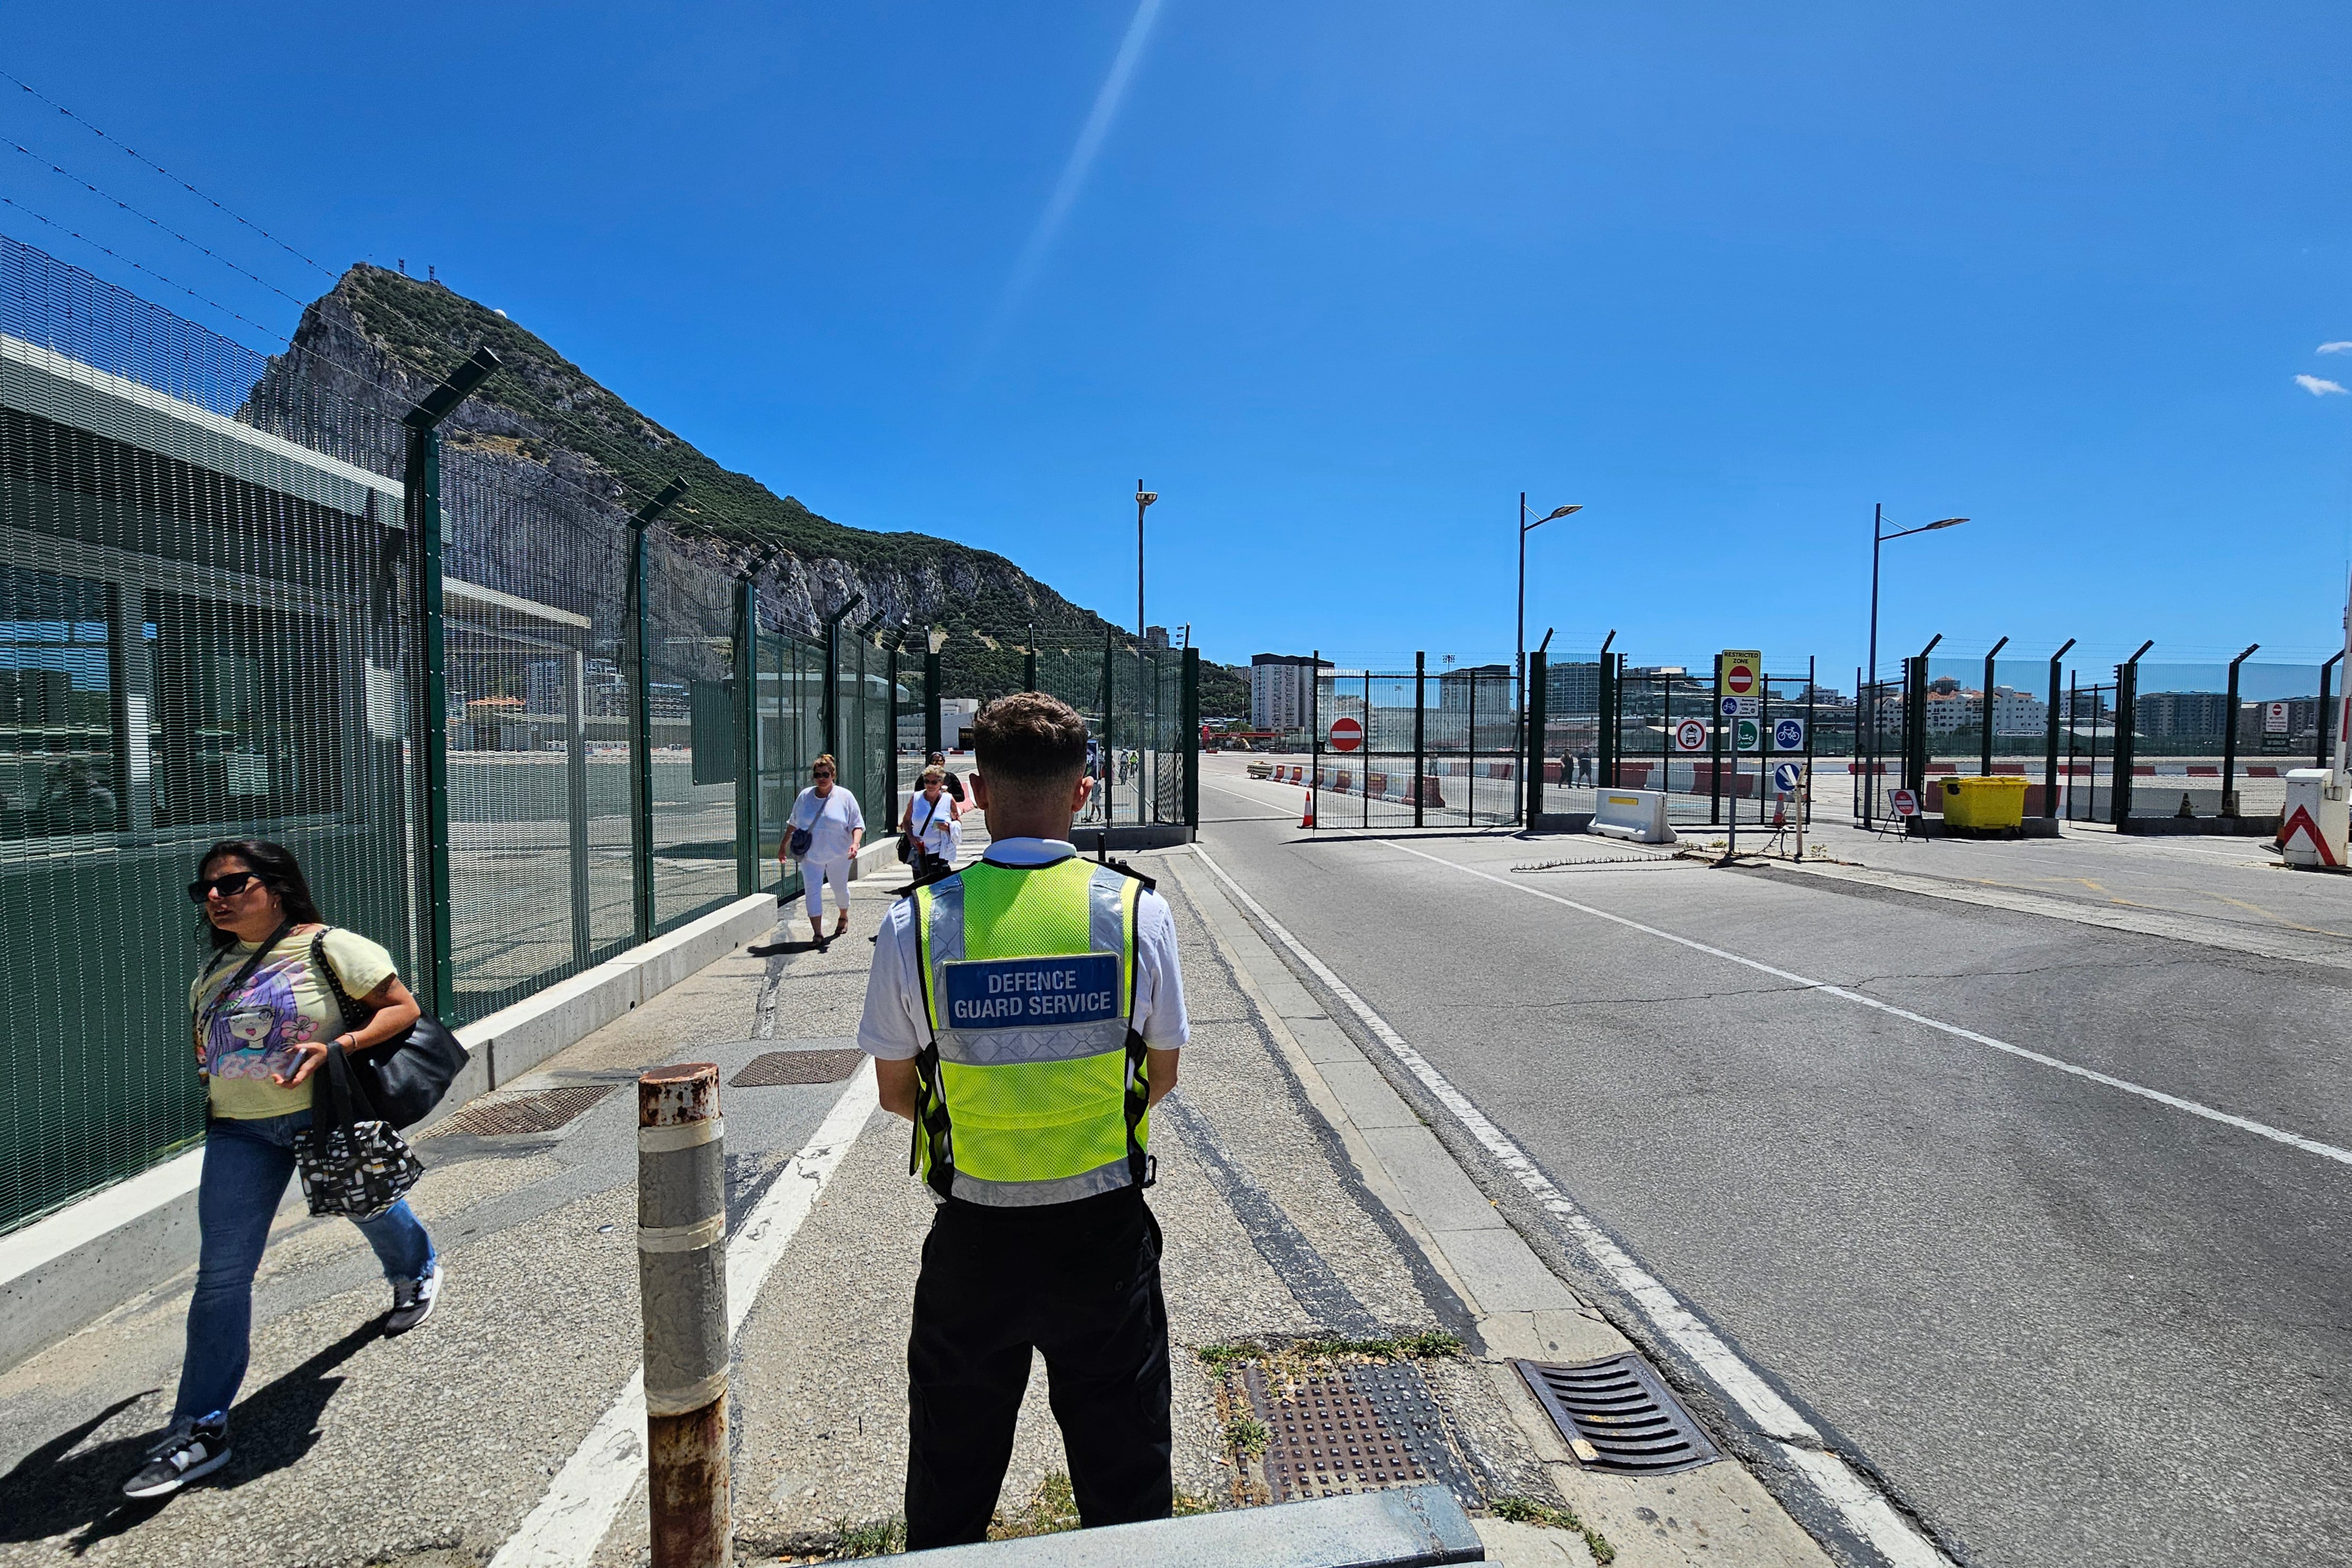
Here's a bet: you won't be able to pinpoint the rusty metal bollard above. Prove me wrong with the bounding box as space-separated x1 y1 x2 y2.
638 1063 730 1567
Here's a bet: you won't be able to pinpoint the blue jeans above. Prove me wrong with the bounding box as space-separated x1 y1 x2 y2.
173 1110 434 1426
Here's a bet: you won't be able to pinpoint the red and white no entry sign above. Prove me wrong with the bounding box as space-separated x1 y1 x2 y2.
1328 716 1364 752
1726 662 1756 696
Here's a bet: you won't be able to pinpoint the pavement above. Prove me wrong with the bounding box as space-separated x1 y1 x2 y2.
0 813 1836 1568
1198 753 2352 1567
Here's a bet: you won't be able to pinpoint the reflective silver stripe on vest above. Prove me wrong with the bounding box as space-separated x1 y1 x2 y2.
924 863 1137 1067
948 1155 1135 1207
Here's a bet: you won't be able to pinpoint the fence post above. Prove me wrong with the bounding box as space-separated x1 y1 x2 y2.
626 480 689 946
637 1063 730 1568
888 644 903 832
1804 657 1816 827
399 347 500 1015
2045 640 2074 819
2321 654 2344 769
1981 637 2008 778
1526 650 1548 824
1600 645 1617 795
924 645 943 759
1903 636 1939 805
1310 648 1321 829
1413 652 1426 828
1181 647 1200 830
735 576 757 898
1709 654 1723 824
2222 643 2258 818
2112 640 2153 826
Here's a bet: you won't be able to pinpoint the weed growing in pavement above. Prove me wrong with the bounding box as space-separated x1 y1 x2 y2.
1491 1495 1617 1565
819 1516 905 1557
1195 1329 1464 1372
989 1471 1082 1538
1226 1415 1269 1459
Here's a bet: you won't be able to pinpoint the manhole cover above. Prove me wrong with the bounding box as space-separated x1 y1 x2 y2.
730 1049 867 1087
1241 1361 1475 1507
1515 1354 1721 1475
423 1083 617 1138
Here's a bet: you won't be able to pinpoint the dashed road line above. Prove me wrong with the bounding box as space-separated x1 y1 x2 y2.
1191 845 1952 1568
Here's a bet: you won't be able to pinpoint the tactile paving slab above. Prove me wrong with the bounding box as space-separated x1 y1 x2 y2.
730 1049 867 1087
422 1083 617 1138
1241 1360 1476 1506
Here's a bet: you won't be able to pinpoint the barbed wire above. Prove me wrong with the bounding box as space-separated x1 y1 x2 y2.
1 68 335 280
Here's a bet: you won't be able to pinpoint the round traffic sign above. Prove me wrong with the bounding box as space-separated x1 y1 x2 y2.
1725 661 1756 697
1673 718 1708 752
1328 716 1363 753
1773 717 1804 751
1773 761 1800 794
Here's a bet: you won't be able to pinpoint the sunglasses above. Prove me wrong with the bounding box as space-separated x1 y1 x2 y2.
187 871 263 903
812 769 835 779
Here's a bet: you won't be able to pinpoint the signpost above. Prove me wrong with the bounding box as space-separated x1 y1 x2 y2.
1718 650 1761 858
1673 718 1708 753
2262 701 2293 755
1328 716 1363 753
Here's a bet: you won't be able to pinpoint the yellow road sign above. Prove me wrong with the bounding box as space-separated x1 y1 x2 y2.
1718 649 1763 698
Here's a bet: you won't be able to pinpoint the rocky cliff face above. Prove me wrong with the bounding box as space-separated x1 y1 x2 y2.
269 265 1166 696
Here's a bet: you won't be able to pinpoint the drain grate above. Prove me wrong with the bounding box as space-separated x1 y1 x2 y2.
423 1083 617 1138
1515 1355 1721 1475
1241 1361 1476 1507
730 1049 867 1087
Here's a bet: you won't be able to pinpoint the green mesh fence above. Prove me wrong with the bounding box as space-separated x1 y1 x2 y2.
645 534 741 933
2 234 417 1232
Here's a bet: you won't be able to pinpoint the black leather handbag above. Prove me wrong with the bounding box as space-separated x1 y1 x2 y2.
312 932 470 1130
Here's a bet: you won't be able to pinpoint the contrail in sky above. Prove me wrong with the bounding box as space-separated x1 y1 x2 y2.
971 0 1167 365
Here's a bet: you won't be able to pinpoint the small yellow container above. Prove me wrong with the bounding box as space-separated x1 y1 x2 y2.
1939 774 2028 831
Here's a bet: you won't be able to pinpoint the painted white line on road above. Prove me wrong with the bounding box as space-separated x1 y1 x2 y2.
1193 845 1952 1567
1388 841 2352 1170
487 1069 882 1568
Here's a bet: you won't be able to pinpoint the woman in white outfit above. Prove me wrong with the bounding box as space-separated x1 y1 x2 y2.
783 754 863 948
898 765 963 879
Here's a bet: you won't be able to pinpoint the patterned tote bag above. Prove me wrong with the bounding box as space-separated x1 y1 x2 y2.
293 1041 423 1219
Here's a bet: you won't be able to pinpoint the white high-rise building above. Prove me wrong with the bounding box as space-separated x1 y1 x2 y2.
1251 654 1328 732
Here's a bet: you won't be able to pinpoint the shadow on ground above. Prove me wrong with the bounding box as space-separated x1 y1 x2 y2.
0 1319 380 1553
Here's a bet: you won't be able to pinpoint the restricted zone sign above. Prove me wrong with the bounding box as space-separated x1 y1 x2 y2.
1673 718 1709 752
1720 649 1763 699
1328 716 1363 753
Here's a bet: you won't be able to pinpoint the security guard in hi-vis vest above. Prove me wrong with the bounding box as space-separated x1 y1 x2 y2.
859 692 1188 1548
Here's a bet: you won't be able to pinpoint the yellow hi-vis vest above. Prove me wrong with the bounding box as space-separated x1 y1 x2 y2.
910 855 1151 1207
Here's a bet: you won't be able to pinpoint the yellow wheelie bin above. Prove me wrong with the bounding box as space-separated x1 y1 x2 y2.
1939 775 2029 833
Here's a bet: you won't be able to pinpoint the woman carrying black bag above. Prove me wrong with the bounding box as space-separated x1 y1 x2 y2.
122 841 442 1501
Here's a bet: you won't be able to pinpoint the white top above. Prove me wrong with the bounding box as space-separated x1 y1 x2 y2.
789 785 864 862
908 792 959 857
858 837 1189 1062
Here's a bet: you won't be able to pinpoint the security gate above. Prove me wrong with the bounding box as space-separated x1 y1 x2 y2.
1309 658 1520 828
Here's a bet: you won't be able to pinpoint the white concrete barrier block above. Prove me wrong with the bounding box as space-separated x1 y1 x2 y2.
1590 787 1675 844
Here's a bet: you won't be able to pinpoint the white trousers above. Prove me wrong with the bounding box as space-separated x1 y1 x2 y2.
802 856 852 921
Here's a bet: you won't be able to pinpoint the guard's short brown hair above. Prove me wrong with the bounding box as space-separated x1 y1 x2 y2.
972 692 1089 800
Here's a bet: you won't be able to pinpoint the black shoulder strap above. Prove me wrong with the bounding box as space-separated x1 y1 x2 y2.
906 888 957 1199
195 920 294 1032
309 930 363 1033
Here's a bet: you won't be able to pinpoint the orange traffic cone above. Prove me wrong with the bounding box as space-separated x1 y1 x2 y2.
1301 789 1316 829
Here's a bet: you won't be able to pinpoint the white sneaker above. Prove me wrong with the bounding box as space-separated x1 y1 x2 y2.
121 1415 230 1498
387 1257 442 1334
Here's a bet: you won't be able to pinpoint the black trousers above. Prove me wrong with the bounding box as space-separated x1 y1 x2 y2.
904 1189 1171 1549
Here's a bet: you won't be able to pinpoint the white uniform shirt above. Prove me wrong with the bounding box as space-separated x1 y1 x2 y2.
858 837 1189 1062
789 785 864 862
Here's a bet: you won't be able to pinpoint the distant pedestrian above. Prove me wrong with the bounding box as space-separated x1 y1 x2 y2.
785 755 865 948
861 692 1188 1547
124 840 440 1500
900 765 963 878
926 751 965 804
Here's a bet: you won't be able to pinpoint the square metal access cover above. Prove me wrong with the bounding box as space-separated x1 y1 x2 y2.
1515 1354 1721 1475
730 1049 867 1087
422 1083 617 1138
1240 1361 1476 1508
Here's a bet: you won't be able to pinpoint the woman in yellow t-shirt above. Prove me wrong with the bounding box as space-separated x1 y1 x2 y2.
122 840 441 1501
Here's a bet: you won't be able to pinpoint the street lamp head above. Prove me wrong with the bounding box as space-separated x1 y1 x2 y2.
1137 490 1158 507
1927 517 1967 529
1544 505 1581 521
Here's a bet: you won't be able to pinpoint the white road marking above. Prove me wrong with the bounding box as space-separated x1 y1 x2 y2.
1191 845 1951 1568
1386 841 2352 1169
487 1069 882 1568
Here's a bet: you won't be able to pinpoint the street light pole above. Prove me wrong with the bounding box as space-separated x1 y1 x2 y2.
1135 481 1157 827
1863 504 1968 827
1515 494 1581 824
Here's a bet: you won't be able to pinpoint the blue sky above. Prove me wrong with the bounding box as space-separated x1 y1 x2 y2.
8 3 2352 688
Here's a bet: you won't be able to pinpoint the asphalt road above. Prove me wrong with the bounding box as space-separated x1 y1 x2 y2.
1198 755 2352 1567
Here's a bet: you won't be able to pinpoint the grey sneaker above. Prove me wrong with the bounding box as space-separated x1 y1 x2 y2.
121 1415 230 1498
386 1257 442 1334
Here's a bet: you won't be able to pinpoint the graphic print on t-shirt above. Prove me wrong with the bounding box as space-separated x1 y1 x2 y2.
203 962 310 1081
